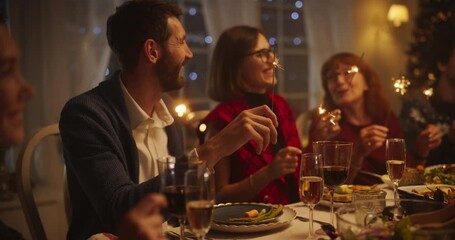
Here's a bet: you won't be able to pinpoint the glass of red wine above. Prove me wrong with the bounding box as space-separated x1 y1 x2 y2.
385 138 406 204
157 155 191 240
313 141 353 226
185 168 215 240
300 153 324 239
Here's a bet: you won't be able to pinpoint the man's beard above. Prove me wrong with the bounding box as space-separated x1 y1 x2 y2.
156 53 184 92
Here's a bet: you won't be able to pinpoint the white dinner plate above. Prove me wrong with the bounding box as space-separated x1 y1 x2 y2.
211 203 296 233
425 164 455 173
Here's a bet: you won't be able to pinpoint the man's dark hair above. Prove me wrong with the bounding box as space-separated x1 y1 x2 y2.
423 21 455 83
106 0 182 72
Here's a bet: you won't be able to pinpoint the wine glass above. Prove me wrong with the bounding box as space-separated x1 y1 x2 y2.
313 141 352 226
185 168 215 240
385 138 406 204
157 155 189 240
300 153 324 239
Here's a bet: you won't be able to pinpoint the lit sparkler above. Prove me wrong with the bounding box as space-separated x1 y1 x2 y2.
273 57 284 70
347 52 364 86
318 104 337 126
347 65 359 74
318 104 326 114
392 75 411 95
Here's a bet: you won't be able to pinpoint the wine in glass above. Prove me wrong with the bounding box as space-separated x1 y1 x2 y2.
157 155 193 240
300 153 324 239
385 138 406 203
185 168 215 240
313 141 352 226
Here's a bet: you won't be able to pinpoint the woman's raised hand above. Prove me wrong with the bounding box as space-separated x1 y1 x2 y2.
266 146 302 179
357 124 389 157
415 124 443 158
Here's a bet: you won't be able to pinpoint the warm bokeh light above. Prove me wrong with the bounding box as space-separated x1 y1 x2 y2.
198 123 207 133
423 88 433 98
387 4 409 27
175 104 188 117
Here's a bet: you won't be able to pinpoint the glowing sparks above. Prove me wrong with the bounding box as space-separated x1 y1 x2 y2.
392 75 411 95
318 104 337 126
318 104 327 114
273 57 284 70
328 112 337 125
347 65 359 74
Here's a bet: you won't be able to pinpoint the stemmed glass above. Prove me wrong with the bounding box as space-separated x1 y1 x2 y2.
185 168 215 240
313 141 353 226
385 138 406 204
300 153 324 239
157 156 189 240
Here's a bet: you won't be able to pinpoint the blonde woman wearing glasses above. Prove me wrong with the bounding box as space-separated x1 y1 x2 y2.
203 26 302 204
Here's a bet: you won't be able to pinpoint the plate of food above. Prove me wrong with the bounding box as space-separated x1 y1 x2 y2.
211 203 296 233
398 184 455 203
424 164 455 185
320 185 380 207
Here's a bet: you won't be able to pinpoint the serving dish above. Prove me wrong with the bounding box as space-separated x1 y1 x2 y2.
398 184 454 200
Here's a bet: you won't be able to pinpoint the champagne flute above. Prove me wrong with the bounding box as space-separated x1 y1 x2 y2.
185 168 215 240
313 141 352 226
385 138 406 204
157 156 190 240
300 153 324 239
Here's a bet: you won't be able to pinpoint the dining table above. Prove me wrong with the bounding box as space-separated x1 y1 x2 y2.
167 185 394 240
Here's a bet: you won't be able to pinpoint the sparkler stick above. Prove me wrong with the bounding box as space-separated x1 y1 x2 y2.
271 44 285 112
271 45 276 112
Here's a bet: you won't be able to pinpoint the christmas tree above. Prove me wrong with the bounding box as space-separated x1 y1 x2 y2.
406 0 455 89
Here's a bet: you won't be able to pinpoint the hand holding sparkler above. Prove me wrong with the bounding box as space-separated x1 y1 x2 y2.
414 124 442 160
310 105 341 141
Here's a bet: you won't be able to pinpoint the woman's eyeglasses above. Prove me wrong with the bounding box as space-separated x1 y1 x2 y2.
246 48 275 63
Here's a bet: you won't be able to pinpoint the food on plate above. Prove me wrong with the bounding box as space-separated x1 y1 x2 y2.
227 205 283 224
323 185 379 202
424 165 455 185
244 209 263 218
399 168 424 186
411 185 455 203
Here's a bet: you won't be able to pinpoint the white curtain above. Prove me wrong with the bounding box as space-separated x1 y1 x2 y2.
303 0 355 108
9 0 121 186
202 0 261 44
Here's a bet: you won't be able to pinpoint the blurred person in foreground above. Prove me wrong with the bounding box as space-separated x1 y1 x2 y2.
0 18 167 240
203 26 302 204
0 19 34 240
306 52 409 185
59 1 278 239
400 22 455 167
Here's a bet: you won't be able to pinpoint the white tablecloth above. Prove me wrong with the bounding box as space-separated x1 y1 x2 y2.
169 186 393 240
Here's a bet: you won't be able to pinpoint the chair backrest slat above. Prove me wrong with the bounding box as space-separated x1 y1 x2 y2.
16 123 60 240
